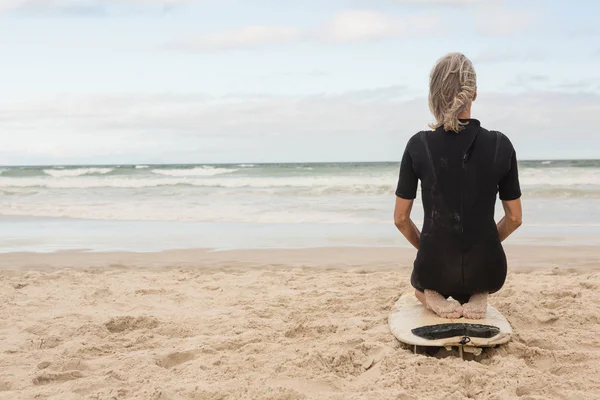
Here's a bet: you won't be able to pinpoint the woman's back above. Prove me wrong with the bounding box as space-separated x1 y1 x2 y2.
393 52 523 318
396 120 521 301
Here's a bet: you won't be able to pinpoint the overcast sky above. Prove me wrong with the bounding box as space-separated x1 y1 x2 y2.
0 0 599 165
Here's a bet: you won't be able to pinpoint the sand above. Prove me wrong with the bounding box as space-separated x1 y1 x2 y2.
0 246 599 400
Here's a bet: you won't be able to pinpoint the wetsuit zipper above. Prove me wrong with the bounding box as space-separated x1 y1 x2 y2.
461 154 467 234
461 154 466 290
459 127 480 293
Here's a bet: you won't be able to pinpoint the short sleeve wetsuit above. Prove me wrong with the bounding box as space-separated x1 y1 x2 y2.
396 119 521 304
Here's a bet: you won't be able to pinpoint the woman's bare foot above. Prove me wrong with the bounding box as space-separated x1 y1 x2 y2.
462 293 488 319
420 289 463 319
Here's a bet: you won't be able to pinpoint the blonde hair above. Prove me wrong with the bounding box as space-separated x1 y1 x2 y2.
428 52 477 132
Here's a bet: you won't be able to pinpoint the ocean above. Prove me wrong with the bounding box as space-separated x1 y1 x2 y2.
1 161 599 252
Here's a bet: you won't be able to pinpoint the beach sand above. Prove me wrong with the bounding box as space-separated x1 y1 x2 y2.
0 246 599 400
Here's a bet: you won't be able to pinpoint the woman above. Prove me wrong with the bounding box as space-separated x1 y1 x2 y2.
394 53 523 319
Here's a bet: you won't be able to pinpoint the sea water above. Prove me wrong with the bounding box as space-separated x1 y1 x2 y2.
1 161 599 252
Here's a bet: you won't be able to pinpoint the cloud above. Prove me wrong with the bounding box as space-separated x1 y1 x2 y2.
1 89 600 164
555 82 592 91
169 10 438 52
0 0 485 13
510 74 550 89
472 49 546 64
476 7 536 36
167 2 533 53
566 27 599 39
387 0 484 4
167 25 302 52
554 79 600 92
0 0 190 14
319 10 437 43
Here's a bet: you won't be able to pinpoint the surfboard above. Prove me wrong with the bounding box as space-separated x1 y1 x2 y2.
388 292 512 351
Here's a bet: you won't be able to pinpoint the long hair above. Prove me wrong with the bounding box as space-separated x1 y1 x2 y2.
428 53 477 133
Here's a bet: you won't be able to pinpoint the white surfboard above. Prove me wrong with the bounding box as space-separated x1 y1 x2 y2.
389 292 512 349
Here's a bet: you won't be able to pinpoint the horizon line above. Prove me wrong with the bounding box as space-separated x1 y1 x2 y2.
2 158 600 168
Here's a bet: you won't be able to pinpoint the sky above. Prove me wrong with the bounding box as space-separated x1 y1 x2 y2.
0 0 599 165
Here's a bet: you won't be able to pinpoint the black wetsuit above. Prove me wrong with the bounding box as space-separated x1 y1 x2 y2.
395 119 521 304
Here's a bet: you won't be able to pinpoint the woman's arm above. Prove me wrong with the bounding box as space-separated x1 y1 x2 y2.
497 198 522 242
497 140 522 242
394 197 421 250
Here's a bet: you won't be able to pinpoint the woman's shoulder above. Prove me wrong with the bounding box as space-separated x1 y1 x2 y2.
404 130 431 154
407 129 433 143
479 126 517 157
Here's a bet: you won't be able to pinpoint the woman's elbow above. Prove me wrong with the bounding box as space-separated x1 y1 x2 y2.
394 215 409 228
509 215 523 227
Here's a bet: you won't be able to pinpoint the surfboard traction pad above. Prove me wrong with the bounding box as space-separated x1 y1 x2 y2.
412 323 500 340
388 292 512 349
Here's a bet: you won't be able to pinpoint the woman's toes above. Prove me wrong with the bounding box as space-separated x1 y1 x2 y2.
447 299 463 313
463 310 485 319
455 304 464 316
440 311 461 319
461 298 487 319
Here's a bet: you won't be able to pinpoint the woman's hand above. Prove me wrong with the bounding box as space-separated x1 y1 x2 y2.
497 198 522 242
394 197 421 250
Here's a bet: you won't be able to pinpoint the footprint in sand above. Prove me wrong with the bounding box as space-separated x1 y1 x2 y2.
32 371 84 385
156 350 197 369
134 288 168 295
104 316 160 333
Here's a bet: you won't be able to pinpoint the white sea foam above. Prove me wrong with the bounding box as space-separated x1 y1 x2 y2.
3 197 600 227
43 168 113 177
0 203 367 224
0 175 395 191
2 164 600 230
151 167 237 177
135 165 150 169
519 168 600 186
2 168 600 193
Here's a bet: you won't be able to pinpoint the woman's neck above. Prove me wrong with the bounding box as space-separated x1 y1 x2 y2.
458 102 472 119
